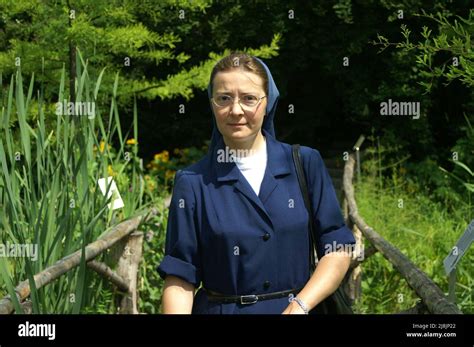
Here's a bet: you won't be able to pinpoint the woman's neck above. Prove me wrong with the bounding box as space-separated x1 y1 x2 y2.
223 132 266 157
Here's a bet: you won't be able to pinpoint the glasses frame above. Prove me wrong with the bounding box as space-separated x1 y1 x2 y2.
211 94 267 110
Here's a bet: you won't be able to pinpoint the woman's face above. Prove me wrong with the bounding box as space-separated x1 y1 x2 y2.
211 70 267 144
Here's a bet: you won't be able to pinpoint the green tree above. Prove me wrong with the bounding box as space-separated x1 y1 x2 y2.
375 7 474 207
374 9 474 92
0 0 280 105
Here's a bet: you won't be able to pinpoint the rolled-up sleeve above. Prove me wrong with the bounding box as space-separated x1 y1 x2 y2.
308 149 356 259
157 171 202 286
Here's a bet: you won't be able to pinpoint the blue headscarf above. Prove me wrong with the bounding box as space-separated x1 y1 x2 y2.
207 56 280 152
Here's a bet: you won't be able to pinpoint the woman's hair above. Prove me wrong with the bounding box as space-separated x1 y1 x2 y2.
209 52 268 95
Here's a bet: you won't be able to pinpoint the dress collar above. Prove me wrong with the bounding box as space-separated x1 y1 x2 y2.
214 129 292 182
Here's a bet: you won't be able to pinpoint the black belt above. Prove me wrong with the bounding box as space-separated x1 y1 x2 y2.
203 287 304 305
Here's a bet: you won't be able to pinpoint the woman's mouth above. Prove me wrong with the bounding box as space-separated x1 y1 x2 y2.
228 123 247 127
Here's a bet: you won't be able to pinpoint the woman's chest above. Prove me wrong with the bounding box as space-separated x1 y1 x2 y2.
198 177 310 245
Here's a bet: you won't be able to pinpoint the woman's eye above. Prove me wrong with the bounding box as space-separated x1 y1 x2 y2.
217 95 230 102
244 95 258 101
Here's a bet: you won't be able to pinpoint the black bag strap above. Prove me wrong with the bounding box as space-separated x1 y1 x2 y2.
292 144 354 315
291 144 317 274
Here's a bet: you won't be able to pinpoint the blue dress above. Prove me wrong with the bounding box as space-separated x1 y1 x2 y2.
156 57 356 314
157 130 356 314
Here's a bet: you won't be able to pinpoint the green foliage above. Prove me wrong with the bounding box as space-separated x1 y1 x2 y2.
0 57 149 313
374 9 474 92
0 0 281 106
355 146 474 313
448 115 474 192
372 7 474 218
333 0 353 24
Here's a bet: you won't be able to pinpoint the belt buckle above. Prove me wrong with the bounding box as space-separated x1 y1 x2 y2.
240 294 258 305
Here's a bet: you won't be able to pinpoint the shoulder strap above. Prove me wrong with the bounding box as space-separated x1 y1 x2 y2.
291 144 317 273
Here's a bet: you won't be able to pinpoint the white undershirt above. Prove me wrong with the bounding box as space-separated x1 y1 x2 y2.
231 137 267 196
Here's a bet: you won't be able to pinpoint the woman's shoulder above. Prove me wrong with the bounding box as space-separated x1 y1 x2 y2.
173 152 212 183
277 140 324 165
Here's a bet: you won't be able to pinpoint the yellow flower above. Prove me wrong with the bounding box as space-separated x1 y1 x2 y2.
126 138 137 145
165 169 175 181
154 150 169 163
107 165 115 176
162 150 169 162
99 141 106 153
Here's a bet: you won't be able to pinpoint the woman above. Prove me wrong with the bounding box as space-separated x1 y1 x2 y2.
157 52 356 314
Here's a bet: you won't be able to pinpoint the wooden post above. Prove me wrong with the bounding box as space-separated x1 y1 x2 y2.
20 300 33 314
343 185 363 304
116 231 144 314
347 223 363 303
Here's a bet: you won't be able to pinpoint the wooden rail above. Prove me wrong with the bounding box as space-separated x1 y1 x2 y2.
0 208 157 314
342 153 462 314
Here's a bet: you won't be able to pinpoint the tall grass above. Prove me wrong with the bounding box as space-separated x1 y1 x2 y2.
352 143 474 314
0 53 147 313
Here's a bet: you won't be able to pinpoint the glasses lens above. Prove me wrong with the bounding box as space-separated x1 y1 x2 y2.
214 95 232 107
242 95 259 107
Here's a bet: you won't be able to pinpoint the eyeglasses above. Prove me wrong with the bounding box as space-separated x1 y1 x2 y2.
211 94 266 109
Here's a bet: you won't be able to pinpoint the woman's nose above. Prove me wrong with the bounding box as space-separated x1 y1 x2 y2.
230 100 245 115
